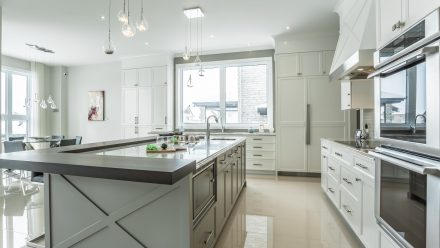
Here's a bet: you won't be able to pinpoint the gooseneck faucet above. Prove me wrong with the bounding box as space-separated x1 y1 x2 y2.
206 115 219 141
411 113 427 134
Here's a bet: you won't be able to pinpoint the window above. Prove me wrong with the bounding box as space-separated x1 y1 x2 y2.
177 57 273 129
1 69 31 141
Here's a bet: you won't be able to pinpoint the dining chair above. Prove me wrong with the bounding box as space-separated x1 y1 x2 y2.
50 135 65 148
4 141 26 153
75 136 83 145
8 136 25 142
59 139 77 147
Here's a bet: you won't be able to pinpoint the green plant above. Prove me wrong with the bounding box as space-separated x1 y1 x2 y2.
161 143 168 150
146 144 158 151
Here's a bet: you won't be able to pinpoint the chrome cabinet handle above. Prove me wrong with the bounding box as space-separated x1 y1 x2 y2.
322 155 327 159
356 163 368 170
328 188 335 193
253 163 263 166
203 231 214 245
227 154 233 158
210 178 215 183
253 138 263 141
322 146 328 150
328 166 335 171
343 178 352 185
134 116 139 124
297 72 302 76
335 152 343 157
253 154 263 157
342 205 352 214
355 178 362 182
253 146 263 149
219 160 226 165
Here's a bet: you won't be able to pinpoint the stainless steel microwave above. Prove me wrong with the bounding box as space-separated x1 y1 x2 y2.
370 9 440 148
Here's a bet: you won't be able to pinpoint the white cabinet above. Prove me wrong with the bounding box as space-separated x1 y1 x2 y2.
277 78 306 124
121 66 168 138
276 51 334 78
246 135 276 172
361 178 380 248
277 125 307 172
376 0 439 48
340 80 374 110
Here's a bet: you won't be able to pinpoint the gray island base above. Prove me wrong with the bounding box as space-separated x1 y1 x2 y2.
0 136 247 248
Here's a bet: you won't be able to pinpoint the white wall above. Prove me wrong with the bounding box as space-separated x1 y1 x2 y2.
274 32 339 54
66 62 121 143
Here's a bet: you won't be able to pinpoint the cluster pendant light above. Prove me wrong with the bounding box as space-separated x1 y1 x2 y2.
183 7 205 87
103 0 115 54
118 0 148 38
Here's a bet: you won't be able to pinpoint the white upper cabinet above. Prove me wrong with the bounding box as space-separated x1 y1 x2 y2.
341 80 374 110
137 87 152 125
122 88 138 125
277 54 300 77
152 86 167 125
122 69 138 87
377 0 439 48
153 66 167 86
138 68 153 86
300 52 322 76
277 51 335 78
277 78 306 124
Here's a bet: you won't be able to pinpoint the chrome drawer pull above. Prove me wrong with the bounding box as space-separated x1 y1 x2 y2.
253 138 263 141
253 146 263 149
355 178 361 182
356 163 368 170
210 178 215 183
322 146 328 150
227 154 233 158
253 154 263 157
322 155 327 159
343 178 352 185
342 205 352 214
328 166 335 171
253 163 263 166
335 152 343 157
328 188 335 193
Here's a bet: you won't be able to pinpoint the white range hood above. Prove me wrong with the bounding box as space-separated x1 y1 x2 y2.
329 0 376 81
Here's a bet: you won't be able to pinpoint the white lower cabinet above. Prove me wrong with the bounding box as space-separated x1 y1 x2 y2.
245 135 276 172
321 139 383 248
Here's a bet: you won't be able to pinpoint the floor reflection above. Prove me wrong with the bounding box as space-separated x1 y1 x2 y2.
0 170 45 248
215 175 363 248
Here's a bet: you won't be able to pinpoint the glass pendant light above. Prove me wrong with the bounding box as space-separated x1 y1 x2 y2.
47 95 54 104
187 74 193 87
117 0 128 24
50 102 57 110
103 0 116 54
183 46 190 61
182 18 191 60
40 99 47 109
136 0 148 32
122 0 136 37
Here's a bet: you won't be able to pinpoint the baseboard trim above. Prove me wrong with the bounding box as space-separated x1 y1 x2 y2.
277 171 321 177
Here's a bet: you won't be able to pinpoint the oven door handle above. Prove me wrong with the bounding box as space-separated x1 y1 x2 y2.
368 46 439 78
424 167 440 177
369 151 427 174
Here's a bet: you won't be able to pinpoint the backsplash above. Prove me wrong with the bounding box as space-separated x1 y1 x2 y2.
363 109 375 139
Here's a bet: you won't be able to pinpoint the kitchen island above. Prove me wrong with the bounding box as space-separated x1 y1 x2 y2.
0 136 247 248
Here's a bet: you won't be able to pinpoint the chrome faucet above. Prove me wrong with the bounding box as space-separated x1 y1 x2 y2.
206 115 219 140
219 113 225 133
411 113 427 134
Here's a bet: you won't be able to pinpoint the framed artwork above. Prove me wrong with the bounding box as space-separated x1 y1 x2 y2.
88 91 104 121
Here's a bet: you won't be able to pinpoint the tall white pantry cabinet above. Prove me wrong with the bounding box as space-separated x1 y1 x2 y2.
121 66 168 138
275 51 350 173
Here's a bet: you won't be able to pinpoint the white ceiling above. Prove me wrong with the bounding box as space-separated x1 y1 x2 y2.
1 0 339 66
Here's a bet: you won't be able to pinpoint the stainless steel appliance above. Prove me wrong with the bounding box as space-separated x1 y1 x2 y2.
370 9 440 147
370 146 440 248
192 162 216 222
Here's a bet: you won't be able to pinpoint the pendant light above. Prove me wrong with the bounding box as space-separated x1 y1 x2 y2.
183 18 191 60
122 0 136 37
136 0 148 32
117 0 128 24
103 0 115 54
187 74 193 87
198 14 205 77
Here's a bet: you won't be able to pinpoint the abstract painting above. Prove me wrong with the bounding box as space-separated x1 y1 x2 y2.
88 91 104 121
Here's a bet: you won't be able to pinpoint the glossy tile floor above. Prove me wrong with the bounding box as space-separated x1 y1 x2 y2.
215 175 364 248
0 172 44 248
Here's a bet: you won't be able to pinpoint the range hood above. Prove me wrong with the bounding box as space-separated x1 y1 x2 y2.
329 0 376 81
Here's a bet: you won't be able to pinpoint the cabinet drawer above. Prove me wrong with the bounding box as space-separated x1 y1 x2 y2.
321 140 332 154
246 136 275 144
340 166 362 201
246 159 275 171
246 143 275 151
327 158 340 183
332 145 352 165
193 206 216 248
340 188 361 234
247 151 275 160
326 174 340 208
354 155 375 178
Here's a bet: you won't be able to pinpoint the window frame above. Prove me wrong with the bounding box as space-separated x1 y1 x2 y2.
1 67 31 141
176 57 273 130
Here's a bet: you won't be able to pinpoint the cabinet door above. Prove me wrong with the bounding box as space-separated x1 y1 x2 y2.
308 77 345 123
322 51 335 75
309 126 346 172
277 54 300 77
138 68 153 86
137 87 152 125
321 154 328 190
378 0 403 47
122 69 138 87
231 161 238 201
122 88 138 125
152 86 167 125
216 165 226 233
361 180 380 248
153 66 167 86
299 52 322 76
341 81 352 110
406 0 438 29
225 165 233 214
277 78 306 124
137 126 152 137
277 125 307 172
122 126 138 139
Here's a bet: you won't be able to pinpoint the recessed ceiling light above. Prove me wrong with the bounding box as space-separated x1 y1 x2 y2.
145 42 149 46
283 41 288 45
183 7 204 19
357 68 364 71
247 42 251 47
209 34 215 38
286 26 291 30
101 15 105 20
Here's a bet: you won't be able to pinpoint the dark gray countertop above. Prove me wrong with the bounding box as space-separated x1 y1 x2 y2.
0 136 245 185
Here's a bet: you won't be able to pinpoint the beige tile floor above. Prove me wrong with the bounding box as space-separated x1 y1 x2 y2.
215 175 364 248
